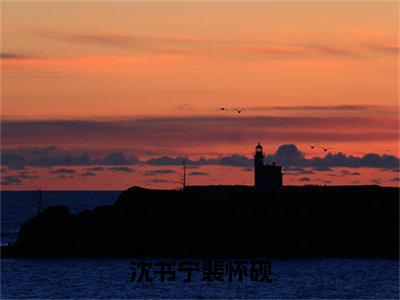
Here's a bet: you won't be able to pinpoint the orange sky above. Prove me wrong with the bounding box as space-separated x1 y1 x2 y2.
1 2 399 189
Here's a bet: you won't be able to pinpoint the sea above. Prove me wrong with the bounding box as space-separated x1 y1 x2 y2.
1 191 399 299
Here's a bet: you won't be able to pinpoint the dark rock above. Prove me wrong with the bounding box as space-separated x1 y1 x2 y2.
2 185 399 259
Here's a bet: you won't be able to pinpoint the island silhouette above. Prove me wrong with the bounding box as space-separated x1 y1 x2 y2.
2 144 399 259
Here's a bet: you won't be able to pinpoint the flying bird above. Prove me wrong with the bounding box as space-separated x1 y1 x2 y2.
234 109 244 114
320 147 334 152
307 144 318 150
218 107 227 111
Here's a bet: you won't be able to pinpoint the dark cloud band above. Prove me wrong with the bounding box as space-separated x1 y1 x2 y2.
1 144 398 171
2 115 397 149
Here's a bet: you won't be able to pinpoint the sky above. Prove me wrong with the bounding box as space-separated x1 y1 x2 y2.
1 1 399 190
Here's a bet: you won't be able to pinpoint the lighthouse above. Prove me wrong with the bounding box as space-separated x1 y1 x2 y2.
254 142 283 191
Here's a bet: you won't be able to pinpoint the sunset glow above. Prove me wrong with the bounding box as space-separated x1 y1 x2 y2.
1 1 399 189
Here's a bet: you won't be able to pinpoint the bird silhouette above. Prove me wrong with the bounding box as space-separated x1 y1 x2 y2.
218 107 227 111
307 144 318 150
320 147 334 152
234 109 244 114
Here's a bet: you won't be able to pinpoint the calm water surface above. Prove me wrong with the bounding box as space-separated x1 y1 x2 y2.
2 258 399 298
1 191 399 298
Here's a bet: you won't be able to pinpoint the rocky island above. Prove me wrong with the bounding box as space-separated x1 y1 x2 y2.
2 185 399 259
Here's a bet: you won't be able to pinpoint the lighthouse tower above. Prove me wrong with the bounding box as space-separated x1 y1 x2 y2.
253 142 283 191
254 142 265 188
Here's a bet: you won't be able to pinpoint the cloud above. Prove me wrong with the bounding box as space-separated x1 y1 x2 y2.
1 153 28 170
34 31 198 56
243 105 395 112
49 168 76 174
1 176 23 186
1 147 90 169
0 147 139 169
38 32 138 48
84 166 105 171
296 43 352 56
372 179 382 185
339 170 361 176
81 171 96 177
146 144 400 171
312 166 333 172
239 46 301 57
28 28 398 63
101 152 138 165
108 166 134 172
189 171 209 176
313 179 331 185
146 156 187 166
176 103 195 111
35 30 353 60
299 177 311 182
269 144 305 166
389 177 400 182
1 144 399 172
237 28 397 60
0 52 32 60
284 167 315 175
145 154 252 167
240 42 352 59
149 179 171 183
10 171 40 180
39 31 200 45
2 114 397 150
0 172 38 188
361 43 399 55
2 115 398 150
57 175 74 179
210 154 252 167
143 169 176 176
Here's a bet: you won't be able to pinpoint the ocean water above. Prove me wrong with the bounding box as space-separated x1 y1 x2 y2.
1 191 121 246
1 191 399 299
2 258 399 298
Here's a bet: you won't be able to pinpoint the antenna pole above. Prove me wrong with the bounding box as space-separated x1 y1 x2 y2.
177 158 187 190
